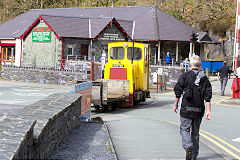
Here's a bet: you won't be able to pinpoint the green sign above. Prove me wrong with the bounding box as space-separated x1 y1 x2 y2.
32 27 51 42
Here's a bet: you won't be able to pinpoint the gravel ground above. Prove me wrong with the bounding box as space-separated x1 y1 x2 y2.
49 121 117 160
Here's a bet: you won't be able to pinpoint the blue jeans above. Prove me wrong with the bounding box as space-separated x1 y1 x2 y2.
180 116 202 158
220 77 228 95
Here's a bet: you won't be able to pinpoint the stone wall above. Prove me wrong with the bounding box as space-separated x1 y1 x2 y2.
1 65 89 85
1 62 102 84
22 21 62 68
1 62 183 88
150 65 185 88
92 23 128 60
0 93 83 160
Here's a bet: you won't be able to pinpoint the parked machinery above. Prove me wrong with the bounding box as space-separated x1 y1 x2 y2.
92 42 151 110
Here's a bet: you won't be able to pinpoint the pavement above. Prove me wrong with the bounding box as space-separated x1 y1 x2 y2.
0 80 74 114
1 78 240 160
151 75 240 105
208 75 240 105
100 82 240 160
102 75 240 160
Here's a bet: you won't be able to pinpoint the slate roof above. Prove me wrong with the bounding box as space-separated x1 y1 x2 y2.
0 6 198 41
41 15 89 38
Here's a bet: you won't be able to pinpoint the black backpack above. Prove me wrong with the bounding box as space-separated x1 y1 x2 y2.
180 71 205 118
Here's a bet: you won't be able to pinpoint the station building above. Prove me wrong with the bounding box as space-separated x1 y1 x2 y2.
0 6 213 68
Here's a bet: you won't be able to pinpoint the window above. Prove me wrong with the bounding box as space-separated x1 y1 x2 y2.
144 47 148 61
1 47 15 62
110 47 124 60
127 47 142 60
68 48 73 55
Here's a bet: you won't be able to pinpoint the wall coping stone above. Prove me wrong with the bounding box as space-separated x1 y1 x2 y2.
0 93 82 160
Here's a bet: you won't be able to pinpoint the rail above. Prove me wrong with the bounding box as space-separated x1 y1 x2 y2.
67 55 89 61
150 58 189 67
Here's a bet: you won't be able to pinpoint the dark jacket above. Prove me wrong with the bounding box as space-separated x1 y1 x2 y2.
219 65 231 79
174 69 212 118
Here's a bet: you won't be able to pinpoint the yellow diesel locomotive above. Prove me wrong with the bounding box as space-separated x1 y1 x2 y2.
92 42 150 110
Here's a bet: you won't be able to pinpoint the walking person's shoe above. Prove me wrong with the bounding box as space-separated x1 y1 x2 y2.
186 146 193 160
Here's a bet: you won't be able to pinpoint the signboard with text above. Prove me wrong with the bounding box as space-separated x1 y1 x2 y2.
32 27 51 42
99 33 125 41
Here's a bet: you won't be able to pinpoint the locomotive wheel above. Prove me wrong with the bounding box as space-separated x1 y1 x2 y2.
94 105 101 111
112 102 118 111
141 95 146 102
94 105 107 112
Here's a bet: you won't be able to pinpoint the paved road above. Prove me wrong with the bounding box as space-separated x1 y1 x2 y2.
92 92 240 160
0 80 73 113
1 79 240 159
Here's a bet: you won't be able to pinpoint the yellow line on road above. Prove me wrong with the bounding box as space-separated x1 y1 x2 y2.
164 120 240 159
215 103 240 108
117 115 131 118
115 114 240 159
114 114 240 158
166 92 174 95
20 86 31 88
200 132 240 160
213 97 232 104
200 130 240 153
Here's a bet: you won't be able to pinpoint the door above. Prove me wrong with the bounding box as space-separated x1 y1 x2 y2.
81 44 89 59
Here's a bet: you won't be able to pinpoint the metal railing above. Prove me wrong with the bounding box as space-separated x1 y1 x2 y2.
150 58 184 67
67 55 89 61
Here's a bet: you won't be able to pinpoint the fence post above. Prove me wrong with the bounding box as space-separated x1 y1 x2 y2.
91 61 94 81
157 73 159 93
0 64 2 77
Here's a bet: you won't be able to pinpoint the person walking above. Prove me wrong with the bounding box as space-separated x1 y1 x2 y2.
217 61 231 96
183 58 190 71
173 55 212 160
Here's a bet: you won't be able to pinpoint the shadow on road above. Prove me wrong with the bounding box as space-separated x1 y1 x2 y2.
92 98 172 115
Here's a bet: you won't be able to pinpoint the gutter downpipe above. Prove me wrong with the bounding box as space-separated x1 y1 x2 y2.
62 38 64 59
89 19 94 81
20 39 23 67
154 7 160 65
131 21 135 64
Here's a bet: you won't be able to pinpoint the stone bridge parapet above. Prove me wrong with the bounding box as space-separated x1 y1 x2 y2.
0 93 82 160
